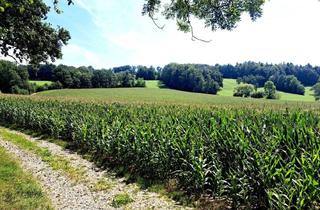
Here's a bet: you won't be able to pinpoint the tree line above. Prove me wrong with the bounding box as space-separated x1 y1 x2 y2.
1 59 320 100
0 60 160 94
161 63 223 94
28 64 159 82
27 64 161 90
0 60 36 94
219 62 320 95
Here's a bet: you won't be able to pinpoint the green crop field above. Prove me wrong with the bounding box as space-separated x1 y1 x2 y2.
29 80 53 87
0 95 319 209
35 87 320 109
35 79 318 107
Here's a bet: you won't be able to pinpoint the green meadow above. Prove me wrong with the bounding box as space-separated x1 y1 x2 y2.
35 80 318 107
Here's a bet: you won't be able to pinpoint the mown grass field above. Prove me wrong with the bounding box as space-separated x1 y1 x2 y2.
29 80 53 87
145 80 161 88
219 79 315 102
35 80 318 108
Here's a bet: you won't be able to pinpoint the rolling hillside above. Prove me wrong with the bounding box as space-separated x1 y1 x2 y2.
34 80 318 107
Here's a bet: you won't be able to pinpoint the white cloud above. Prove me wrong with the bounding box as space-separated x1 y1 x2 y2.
60 0 320 67
56 44 108 68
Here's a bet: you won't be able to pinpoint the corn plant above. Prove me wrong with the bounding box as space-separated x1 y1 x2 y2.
0 95 319 209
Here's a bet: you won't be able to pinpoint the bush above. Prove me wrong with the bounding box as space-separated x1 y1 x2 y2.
233 92 243 97
49 81 63 90
264 81 277 99
313 82 320 101
233 84 255 97
10 86 29 95
27 83 37 94
250 91 264 98
36 84 49 92
135 78 146 87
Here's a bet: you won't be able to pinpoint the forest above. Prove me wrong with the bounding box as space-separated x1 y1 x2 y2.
1 59 320 100
219 62 319 94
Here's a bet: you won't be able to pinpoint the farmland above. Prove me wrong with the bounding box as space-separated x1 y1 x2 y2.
0 95 319 209
219 79 315 102
35 80 319 108
2 0 320 209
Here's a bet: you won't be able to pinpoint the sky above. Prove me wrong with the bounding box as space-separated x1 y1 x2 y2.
42 0 320 68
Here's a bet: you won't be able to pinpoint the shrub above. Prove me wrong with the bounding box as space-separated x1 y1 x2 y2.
250 91 264 98
49 81 63 90
112 193 133 207
264 81 277 99
233 84 255 97
313 82 320 101
135 78 146 87
36 84 49 92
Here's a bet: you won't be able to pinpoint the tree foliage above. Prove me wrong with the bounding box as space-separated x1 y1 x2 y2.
136 65 157 80
0 0 70 64
161 63 223 94
219 62 320 87
233 83 255 97
313 82 320 101
264 80 276 99
0 60 35 94
250 90 264 98
270 74 305 95
218 62 318 94
142 0 265 40
27 63 148 89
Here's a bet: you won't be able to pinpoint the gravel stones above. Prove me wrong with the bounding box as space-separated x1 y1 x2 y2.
0 129 190 210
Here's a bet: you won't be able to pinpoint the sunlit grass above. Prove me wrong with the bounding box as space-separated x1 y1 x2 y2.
0 146 53 209
0 128 86 183
145 80 160 89
29 80 53 87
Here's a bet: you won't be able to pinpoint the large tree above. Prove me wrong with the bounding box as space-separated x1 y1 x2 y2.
0 0 71 64
0 0 268 64
142 0 265 41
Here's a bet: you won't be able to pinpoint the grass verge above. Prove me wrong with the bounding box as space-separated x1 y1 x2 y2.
0 128 85 183
112 193 134 208
0 146 53 210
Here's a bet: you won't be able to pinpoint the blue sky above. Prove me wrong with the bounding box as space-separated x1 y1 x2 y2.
45 0 320 69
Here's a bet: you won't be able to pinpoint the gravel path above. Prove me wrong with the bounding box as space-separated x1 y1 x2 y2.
0 129 190 210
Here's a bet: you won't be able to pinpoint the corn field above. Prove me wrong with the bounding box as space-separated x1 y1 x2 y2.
0 96 319 209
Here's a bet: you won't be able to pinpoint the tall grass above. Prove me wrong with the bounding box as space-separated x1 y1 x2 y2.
0 96 319 209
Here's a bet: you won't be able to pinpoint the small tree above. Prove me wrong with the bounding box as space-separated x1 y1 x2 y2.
312 82 320 101
233 84 255 97
264 81 277 99
135 78 146 87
